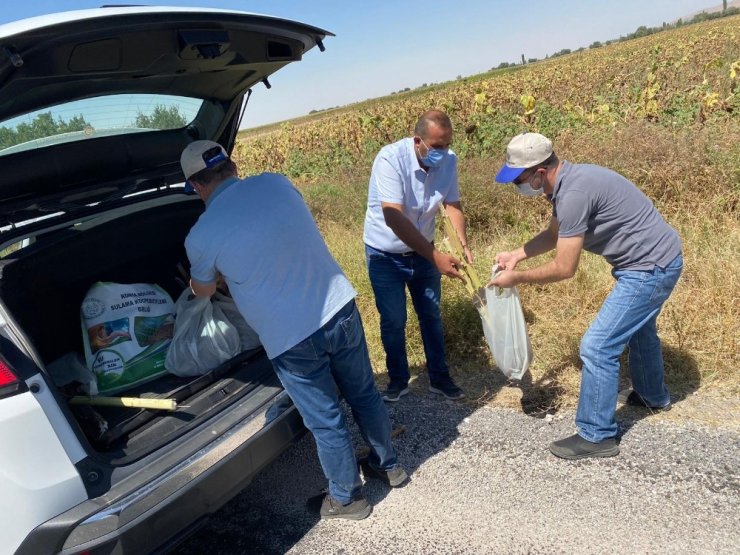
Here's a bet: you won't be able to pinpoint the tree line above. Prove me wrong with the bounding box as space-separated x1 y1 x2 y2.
0 104 187 151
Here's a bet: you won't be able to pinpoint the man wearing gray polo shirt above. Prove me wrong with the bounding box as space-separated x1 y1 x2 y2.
180 140 406 520
491 132 682 460
364 110 471 402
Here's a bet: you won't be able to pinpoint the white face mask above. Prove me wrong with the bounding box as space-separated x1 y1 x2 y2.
515 170 544 196
517 182 544 197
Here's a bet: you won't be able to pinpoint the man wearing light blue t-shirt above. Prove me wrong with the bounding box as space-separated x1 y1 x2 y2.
491 133 683 460
180 140 407 520
364 110 471 402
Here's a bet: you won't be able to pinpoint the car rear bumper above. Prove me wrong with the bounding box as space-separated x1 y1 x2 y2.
15 396 305 554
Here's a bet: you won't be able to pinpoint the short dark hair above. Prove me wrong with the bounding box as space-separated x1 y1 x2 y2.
533 152 559 170
414 110 452 138
189 159 234 187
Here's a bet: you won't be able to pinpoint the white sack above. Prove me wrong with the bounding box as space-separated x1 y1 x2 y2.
81 282 175 394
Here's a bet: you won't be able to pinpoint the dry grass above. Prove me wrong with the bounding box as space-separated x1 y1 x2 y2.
232 17 739 422
296 120 739 419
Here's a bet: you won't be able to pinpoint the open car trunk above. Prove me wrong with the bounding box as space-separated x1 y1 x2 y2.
0 197 283 463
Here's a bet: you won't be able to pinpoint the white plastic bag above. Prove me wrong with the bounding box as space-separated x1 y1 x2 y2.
212 292 261 351
483 273 532 380
165 289 241 377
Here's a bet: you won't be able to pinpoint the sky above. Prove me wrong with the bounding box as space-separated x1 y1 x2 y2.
0 0 725 129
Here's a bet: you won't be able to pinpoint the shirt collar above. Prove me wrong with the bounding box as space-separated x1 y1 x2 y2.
205 176 240 209
407 138 423 172
551 160 571 201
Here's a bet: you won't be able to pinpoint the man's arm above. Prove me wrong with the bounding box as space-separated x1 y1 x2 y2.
185 235 219 298
381 202 462 279
190 278 217 297
496 216 560 270
490 233 584 287
443 201 473 264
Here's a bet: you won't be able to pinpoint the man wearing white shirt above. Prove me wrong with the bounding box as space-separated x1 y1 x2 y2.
363 111 471 402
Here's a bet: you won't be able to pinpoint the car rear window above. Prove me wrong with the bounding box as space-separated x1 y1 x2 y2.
0 94 202 156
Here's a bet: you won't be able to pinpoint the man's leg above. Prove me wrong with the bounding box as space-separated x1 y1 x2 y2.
575 266 677 442
551 279 645 459
407 255 463 399
271 332 362 506
407 256 448 379
627 254 683 408
326 301 399 473
627 315 671 408
366 245 411 388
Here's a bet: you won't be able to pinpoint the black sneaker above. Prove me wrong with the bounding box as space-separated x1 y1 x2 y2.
359 460 409 487
382 381 409 402
429 377 465 400
625 390 672 412
549 433 620 460
319 493 372 520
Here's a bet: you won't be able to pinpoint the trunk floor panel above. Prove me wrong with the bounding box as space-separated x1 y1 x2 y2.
75 349 279 461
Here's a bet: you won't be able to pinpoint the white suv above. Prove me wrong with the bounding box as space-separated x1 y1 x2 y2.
0 7 331 554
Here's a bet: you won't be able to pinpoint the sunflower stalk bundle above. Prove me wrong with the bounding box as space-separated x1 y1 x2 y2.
441 209 489 324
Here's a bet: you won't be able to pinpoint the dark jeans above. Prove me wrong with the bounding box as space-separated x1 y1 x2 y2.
365 244 450 385
271 300 397 504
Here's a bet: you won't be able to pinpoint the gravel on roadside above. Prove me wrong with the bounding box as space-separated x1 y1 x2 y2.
173 392 739 555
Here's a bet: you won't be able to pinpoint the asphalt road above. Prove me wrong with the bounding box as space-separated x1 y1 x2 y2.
172 391 739 555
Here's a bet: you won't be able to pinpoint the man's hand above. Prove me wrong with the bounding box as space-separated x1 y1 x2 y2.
432 250 464 280
488 269 519 288
494 251 521 271
190 278 217 298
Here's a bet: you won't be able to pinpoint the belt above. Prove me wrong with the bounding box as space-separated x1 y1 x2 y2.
379 248 415 257
367 243 432 257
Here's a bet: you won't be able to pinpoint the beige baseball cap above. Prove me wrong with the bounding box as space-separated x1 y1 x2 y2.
495 132 553 183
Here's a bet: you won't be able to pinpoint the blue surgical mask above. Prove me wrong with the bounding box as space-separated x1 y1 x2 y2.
419 138 447 168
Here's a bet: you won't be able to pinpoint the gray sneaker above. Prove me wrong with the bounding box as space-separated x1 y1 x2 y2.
360 461 409 487
319 494 372 520
549 433 619 460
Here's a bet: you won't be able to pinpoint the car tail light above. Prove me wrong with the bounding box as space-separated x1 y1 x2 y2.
0 359 22 398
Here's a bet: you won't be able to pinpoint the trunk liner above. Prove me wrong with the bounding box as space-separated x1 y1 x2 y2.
83 348 279 460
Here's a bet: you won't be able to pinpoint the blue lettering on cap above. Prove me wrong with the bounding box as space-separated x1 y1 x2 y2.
203 148 227 168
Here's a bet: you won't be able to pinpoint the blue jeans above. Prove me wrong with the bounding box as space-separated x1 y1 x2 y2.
365 244 450 385
576 254 683 442
271 300 397 504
